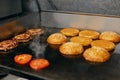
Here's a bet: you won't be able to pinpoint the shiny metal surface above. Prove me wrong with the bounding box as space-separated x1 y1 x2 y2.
40 11 120 54
0 12 120 80
23 0 120 16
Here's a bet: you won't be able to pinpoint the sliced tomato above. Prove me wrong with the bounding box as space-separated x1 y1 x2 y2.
14 54 32 65
30 58 50 70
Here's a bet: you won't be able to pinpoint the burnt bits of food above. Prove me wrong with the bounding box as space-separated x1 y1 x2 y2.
91 40 115 51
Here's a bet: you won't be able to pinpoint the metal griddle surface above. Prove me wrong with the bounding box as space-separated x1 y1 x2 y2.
0 27 120 80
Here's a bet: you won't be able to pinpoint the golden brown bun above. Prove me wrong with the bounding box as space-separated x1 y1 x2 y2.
0 40 18 51
59 42 84 56
79 30 100 39
70 36 93 46
91 40 115 51
83 46 110 63
26 28 44 36
99 31 120 43
13 33 32 43
47 33 67 49
60 28 79 36
47 33 67 45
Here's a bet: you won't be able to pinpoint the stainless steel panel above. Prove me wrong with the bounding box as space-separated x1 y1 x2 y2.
41 11 120 33
37 0 120 16
41 11 120 54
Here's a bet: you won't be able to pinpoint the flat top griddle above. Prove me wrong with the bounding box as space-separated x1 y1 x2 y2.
0 27 120 80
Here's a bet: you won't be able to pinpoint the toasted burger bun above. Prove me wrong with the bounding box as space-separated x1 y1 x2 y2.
83 46 110 63
59 42 84 57
60 28 79 36
47 33 67 49
70 36 93 46
91 40 115 51
79 30 100 39
13 33 32 43
99 31 120 43
47 33 67 45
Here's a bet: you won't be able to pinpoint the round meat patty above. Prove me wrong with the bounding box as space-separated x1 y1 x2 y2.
13 33 32 43
26 28 44 36
0 40 18 51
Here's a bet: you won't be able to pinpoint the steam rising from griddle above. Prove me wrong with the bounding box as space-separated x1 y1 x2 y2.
29 35 46 58
29 13 46 58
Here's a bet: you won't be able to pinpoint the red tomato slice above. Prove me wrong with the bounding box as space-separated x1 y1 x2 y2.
30 58 50 70
14 54 32 65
